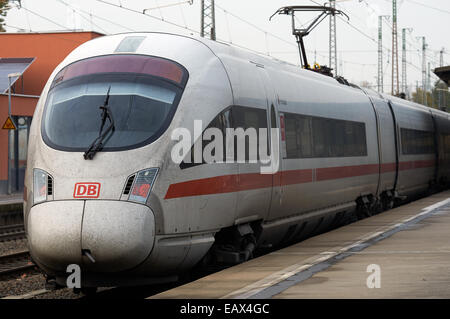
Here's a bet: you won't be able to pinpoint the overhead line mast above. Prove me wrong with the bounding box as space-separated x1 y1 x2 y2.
392 0 399 96
378 15 389 93
402 28 413 97
420 36 427 104
201 0 216 40
439 48 445 110
402 28 406 95
329 0 337 75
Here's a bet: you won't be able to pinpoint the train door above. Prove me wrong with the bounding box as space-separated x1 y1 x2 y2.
391 100 435 196
431 110 450 184
233 64 280 224
371 98 397 202
257 66 282 220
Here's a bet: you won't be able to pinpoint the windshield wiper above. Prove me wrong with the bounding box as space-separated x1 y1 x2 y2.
83 87 115 160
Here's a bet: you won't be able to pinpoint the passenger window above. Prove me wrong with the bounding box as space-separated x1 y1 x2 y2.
401 128 434 155
180 108 232 169
180 105 269 168
232 106 267 161
312 117 328 157
299 117 313 157
285 117 298 158
444 134 450 158
284 112 367 159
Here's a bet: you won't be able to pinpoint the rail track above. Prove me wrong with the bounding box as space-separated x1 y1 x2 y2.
0 208 24 226
0 224 26 242
0 250 35 277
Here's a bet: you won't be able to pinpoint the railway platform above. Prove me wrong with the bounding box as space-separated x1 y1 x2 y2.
0 193 22 210
151 190 450 299
0 194 23 225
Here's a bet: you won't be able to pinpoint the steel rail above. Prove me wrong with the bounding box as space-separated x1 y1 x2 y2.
0 250 34 277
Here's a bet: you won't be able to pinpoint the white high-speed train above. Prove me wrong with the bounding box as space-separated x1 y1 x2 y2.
24 32 450 289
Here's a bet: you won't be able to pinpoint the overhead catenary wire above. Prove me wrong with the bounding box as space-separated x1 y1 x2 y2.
1 0 387 72
5 0 445 87
335 0 435 65
19 4 72 30
22 0 32 31
53 0 135 32
376 0 446 66
178 3 188 29
342 0 440 67
395 0 450 16
4 23 32 32
90 0 371 68
224 9 232 43
93 0 277 59
214 2 297 49
94 0 199 34
56 0 110 35
88 0 302 65
214 2 376 67
153 0 165 20
308 0 385 50
310 0 441 84
8 0 136 42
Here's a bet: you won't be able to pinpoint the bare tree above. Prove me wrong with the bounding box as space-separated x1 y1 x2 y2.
0 0 11 32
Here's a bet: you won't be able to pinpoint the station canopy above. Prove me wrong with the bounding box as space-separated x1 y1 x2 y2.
0 57 35 94
434 66 450 86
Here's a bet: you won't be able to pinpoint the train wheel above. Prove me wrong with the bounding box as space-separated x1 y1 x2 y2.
372 200 384 215
384 199 394 210
381 193 394 211
356 197 372 219
213 226 257 265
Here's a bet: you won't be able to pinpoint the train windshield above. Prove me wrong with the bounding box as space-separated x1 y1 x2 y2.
42 55 188 152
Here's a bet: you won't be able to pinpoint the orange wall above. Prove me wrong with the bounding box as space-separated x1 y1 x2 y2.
0 95 38 180
0 32 103 96
0 32 103 185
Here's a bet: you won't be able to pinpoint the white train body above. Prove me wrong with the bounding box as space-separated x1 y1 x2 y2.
24 33 450 287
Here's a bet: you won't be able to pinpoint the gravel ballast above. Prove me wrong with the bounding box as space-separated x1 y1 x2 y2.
0 238 28 256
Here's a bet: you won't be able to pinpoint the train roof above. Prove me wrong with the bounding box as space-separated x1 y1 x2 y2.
74 31 342 86
64 32 449 118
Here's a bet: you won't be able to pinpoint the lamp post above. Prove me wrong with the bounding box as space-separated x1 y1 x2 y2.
7 72 21 194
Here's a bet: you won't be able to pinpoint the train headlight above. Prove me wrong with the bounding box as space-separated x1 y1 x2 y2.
33 169 49 204
128 168 159 203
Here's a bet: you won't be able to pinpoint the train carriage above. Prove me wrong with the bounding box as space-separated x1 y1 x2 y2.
24 32 450 288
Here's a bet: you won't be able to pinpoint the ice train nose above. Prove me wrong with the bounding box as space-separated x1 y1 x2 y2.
80 200 154 272
28 200 154 273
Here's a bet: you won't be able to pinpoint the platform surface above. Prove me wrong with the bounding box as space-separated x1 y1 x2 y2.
0 193 23 206
151 190 450 299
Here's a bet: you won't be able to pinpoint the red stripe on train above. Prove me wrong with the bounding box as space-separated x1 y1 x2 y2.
316 164 379 181
164 160 435 199
164 169 313 199
399 159 435 170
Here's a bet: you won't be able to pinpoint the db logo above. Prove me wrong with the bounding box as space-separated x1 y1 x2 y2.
73 183 101 198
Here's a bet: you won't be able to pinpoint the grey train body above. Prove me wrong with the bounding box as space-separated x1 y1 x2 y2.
24 33 450 287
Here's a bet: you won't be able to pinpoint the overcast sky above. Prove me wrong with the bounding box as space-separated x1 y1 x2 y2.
4 0 450 93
